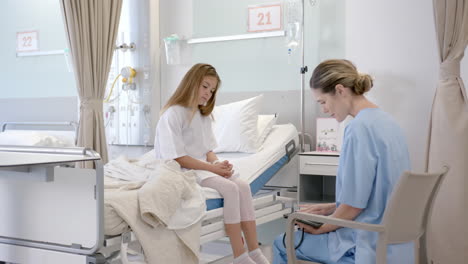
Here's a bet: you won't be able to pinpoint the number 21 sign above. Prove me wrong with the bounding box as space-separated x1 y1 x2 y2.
248 4 282 32
17 31 39 52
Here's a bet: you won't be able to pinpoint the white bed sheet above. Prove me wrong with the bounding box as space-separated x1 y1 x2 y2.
204 123 298 199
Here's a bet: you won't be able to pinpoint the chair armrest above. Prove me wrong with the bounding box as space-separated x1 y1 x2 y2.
289 212 385 232
286 212 385 264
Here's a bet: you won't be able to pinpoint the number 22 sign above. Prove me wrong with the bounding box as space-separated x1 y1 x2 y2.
248 4 282 32
17 31 39 52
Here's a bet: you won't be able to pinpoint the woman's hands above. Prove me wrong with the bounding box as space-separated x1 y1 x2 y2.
296 203 337 234
296 203 362 235
209 160 234 178
299 203 336 216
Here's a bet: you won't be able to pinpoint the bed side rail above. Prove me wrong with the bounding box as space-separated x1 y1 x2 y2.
285 139 299 162
1 121 78 133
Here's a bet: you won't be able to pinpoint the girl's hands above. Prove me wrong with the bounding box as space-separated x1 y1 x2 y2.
210 160 234 178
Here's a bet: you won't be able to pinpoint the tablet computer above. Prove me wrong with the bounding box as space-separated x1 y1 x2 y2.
296 218 323 229
283 213 324 228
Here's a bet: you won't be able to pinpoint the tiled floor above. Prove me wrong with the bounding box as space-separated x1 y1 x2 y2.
199 217 286 264
200 243 273 264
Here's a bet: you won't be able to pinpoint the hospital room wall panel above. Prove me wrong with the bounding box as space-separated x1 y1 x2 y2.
344 0 468 171
0 0 76 99
159 0 194 105
159 0 344 144
190 0 345 96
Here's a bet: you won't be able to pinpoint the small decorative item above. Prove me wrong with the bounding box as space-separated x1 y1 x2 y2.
316 118 339 153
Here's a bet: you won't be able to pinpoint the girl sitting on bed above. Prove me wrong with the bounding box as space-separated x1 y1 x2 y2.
154 63 270 264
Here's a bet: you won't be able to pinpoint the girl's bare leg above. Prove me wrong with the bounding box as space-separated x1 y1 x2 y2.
225 223 246 257
241 220 259 251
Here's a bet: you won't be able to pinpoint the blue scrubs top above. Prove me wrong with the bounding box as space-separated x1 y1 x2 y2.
329 108 414 263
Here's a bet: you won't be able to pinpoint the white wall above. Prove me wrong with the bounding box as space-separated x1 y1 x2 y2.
159 0 344 145
159 0 468 172
345 0 468 171
159 0 194 105
0 0 76 99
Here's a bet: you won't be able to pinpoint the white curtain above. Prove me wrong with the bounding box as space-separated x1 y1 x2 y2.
425 0 468 263
60 0 123 166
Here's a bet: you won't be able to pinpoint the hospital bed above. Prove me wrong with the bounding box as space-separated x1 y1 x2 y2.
102 123 298 262
0 121 298 263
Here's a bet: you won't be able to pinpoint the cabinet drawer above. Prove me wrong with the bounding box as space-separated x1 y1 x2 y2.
300 155 339 176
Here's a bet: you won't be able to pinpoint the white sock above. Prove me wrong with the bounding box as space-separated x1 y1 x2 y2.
248 248 270 264
233 252 256 264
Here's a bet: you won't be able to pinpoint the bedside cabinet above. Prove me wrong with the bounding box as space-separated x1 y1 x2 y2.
299 151 339 203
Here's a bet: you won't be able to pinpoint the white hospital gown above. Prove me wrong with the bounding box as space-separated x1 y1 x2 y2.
154 105 219 182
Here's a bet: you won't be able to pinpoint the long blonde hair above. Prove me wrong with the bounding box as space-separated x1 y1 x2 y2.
310 59 373 95
162 63 221 117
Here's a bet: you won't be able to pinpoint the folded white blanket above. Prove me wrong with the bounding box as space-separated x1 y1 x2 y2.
139 161 206 230
104 150 161 181
104 160 206 264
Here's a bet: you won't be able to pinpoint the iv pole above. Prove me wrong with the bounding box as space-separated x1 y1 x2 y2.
298 0 317 153
299 0 307 153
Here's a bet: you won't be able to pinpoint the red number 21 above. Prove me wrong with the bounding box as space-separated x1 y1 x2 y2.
257 12 272 26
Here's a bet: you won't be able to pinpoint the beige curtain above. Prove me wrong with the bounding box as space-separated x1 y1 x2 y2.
425 0 468 263
60 0 123 166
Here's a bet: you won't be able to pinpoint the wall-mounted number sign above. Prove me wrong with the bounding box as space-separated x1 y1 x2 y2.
17 31 39 52
248 4 282 32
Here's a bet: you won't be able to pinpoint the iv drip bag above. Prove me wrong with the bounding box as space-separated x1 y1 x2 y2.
285 0 303 53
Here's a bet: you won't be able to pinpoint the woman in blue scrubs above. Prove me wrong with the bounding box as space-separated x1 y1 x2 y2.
273 59 414 264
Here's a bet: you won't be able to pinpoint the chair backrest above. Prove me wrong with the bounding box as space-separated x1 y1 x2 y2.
382 167 449 244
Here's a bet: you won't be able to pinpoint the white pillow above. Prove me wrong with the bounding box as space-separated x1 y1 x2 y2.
256 114 278 149
213 95 263 153
35 134 74 147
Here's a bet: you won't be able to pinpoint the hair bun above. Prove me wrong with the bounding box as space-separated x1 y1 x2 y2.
354 74 373 95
